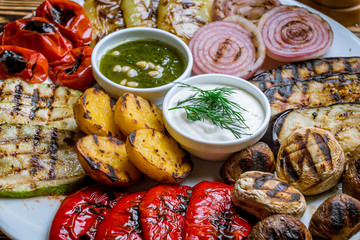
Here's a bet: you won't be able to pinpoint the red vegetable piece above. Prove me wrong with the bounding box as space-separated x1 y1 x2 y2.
139 184 192 240
95 191 147 240
0 45 48 83
35 0 92 47
48 46 94 91
49 184 126 240
183 181 252 239
2 17 73 63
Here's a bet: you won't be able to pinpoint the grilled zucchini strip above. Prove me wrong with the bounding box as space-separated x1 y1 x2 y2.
266 76 360 116
250 57 360 91
0 78 82 108
0 103 78 132
0 124 85 197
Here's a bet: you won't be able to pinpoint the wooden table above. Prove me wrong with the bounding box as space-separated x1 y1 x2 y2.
0 0 359 239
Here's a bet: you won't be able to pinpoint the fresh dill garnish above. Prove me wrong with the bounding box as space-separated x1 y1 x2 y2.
168 82 250 139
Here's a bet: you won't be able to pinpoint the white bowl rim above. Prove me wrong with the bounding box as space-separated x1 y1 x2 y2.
163 73 271 146
91 27 193 93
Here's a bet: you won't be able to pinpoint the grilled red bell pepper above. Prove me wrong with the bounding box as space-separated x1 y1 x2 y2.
139 184 192 240
48 46 94 91
182 181 252 239
95 191 147 240
35 0 92 47
2 17 72 63
0 45 48 83
49 184 126 240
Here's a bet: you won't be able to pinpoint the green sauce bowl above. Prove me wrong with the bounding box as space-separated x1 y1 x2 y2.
92 28 193 105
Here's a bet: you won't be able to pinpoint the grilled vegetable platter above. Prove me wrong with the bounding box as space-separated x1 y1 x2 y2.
0 0 360 239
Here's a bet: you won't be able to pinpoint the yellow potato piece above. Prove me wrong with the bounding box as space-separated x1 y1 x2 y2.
126 128 193 183
114 93 165 136
73 88 123 139
76 135 142 186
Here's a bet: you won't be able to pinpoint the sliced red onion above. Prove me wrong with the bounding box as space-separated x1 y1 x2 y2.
258 5 334 62
189 17 266 79
213 0 281 24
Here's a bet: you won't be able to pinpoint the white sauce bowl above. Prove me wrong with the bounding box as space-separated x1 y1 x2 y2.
163 74 271 161
91 27 193 105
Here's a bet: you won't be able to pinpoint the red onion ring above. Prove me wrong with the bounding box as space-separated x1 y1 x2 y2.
189 17 266 79
258 5 334 62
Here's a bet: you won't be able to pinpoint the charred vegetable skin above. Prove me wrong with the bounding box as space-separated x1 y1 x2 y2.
35 0 92 47
309 194 360 240
0 45 48 83
2 17 73 63
183 181 252 239
0 124 85 197
266 75 360 116
139 184 192 240
95 191 146 240
250 57 360 91
220 142 275 185
50 185 127 240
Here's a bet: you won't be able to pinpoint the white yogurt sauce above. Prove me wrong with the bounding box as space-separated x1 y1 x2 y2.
167 83 265 142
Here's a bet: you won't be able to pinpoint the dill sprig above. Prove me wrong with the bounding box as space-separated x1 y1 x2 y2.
168 83 250 139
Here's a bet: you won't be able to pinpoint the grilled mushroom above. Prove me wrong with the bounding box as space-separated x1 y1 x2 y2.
343 145 360 200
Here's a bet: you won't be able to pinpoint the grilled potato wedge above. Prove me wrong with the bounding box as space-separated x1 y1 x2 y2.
0 124 85 197
266 76 360 116
250 57 360 91
113 93 165 136
157 0 213 44
126 129 193 183
270 103 360 161
73 88 123 139
121 0 157 27
76 135 142 186
84 0 126 46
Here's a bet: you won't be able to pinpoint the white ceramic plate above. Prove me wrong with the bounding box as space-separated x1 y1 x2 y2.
0 0 360 239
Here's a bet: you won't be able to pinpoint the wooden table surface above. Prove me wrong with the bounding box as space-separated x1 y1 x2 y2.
0 0 359 239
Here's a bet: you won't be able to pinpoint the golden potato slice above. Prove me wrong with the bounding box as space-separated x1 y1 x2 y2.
114 93 165 136
76 135 142 186
157 0 213 44
121 0 157 28
73 88 123 139
126 129 193 183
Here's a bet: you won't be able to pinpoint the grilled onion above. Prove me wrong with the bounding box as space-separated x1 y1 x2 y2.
189 16 265 79
258 5 333 62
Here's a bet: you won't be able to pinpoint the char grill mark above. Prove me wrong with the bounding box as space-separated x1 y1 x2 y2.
14 83 23 104
48 128 59 180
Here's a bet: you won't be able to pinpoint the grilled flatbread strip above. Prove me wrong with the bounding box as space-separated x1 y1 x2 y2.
250 57 360 91
0 124 85 197
270 103 360 161
0 103 78 131
266 75 360 116
0 78 82 108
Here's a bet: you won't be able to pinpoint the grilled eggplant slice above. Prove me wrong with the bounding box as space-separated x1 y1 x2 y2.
232 171 306 219
250 57 360 91
121 0 158 28
84 0 126 47
266 76 360 116
270 103 360 161
276 127 346 195
157 0 213 44
0 78 82 108
309 193 360 240
0 124 85 197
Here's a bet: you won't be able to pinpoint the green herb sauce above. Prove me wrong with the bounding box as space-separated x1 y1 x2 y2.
99 39 186 88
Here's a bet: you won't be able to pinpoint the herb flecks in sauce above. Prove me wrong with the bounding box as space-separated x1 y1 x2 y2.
99 39 185 88
169 83 250 139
